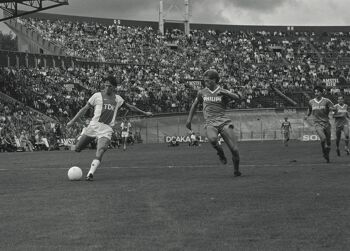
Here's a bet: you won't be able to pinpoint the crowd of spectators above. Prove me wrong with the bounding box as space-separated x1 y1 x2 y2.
19 17 350 103
1 17 350 151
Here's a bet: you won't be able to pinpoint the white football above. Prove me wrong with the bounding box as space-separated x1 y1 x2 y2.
67 166 83 181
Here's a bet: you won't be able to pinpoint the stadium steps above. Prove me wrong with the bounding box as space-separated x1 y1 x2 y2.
304 37 323 62
5 18 66 56
270 85 298 106
0 91 57 122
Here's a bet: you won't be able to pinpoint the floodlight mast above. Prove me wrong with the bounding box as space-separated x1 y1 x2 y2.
159 0 191 36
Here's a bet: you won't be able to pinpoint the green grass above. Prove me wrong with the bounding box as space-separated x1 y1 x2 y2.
0 141 350 250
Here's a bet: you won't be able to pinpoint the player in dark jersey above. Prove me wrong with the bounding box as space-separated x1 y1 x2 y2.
186 69 243 177
333 96 350 156
67 75 152 181
305 86 334 163
281 117 292 146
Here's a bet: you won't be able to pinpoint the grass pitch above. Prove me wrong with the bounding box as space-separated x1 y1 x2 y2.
0 141 350 250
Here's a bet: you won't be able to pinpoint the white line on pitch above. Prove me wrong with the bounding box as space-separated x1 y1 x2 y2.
0 162 349 171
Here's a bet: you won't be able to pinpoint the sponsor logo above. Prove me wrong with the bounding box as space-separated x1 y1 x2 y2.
203 96 222 102
60 138 76 146
164 136 224 143
301 135 320 141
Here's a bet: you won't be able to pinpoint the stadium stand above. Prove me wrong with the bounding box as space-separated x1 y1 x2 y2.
0 13 350 148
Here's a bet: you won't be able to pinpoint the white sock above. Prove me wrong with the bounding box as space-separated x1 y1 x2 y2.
88 159 100 175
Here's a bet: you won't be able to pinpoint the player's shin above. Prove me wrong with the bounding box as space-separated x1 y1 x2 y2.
321 141 326 154
336 131 341 149
232 151 241 176
211 141 227 164
88 159 100 175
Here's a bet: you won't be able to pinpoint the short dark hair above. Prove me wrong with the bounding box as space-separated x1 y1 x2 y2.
313 85 324 92
103 75 118 86
203 69 220 83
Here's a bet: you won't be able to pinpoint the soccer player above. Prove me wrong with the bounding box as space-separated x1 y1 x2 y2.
281 117 292 146
120 118 132 151
186 69 243 177
67 75 152 181
304 86 334 163
333 96 350 156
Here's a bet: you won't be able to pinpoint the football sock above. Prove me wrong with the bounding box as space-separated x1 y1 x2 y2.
336 138 340 149
233 159 240 172
325 145 331 154
213 142 223 152
321 141 326 154
88 159 100 175
345 136 349 148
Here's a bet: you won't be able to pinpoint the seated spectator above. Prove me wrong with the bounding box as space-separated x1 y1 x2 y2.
189 132 200 147
168 137 179 147
19 130 34 152
3 131 17 152
34 128 49 151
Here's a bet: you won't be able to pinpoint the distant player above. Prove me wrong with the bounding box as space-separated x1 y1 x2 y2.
67 75 152 181
333 96 350 156
120 118 132 151
189 131 199 147
281 117 292 146
304 86 334 163
186 69 243 177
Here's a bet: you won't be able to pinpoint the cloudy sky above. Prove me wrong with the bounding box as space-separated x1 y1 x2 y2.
1 0 350 33
48 0 350 25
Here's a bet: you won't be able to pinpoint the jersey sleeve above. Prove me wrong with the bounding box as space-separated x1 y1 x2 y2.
114 95 125 109
327 98 334 108
196 90 203 102
88 93 100 106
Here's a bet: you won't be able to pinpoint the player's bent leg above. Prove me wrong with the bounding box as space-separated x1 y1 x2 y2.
75 135 95 152
96 137 110 160
343 126 350 155
335 129 342 156
122 137 127 151
206 126 227 164
221 124 241 176
86 137 111 181
315 127 329 162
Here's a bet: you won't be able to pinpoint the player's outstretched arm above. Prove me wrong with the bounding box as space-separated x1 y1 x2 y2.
186 98 200 131
304 104 312 120
67 103 91 127
124 103 153 117
217 89 243 100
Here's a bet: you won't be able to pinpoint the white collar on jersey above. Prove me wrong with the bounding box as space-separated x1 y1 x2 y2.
313 97 324 104
204 86 221 94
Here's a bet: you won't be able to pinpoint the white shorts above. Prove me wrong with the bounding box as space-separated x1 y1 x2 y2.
121 131 129 138
84 122 113 140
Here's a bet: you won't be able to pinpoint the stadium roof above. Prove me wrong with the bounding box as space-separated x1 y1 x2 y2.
0 0 68 22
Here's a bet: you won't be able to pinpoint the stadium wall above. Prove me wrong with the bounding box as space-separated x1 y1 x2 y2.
128 108 334 144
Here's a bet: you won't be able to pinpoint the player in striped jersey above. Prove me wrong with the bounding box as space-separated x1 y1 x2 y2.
333 96 350 156
281 117 292 146
67 75 152 181
304 86 334 163
186 69 243 177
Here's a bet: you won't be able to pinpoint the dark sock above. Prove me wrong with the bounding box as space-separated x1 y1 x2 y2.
213 143 224 153
233 159 240 172
321 141 326 154
345 137 349 148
